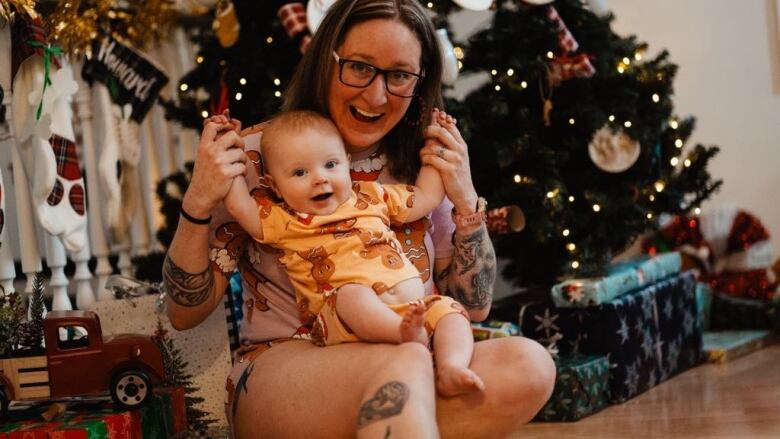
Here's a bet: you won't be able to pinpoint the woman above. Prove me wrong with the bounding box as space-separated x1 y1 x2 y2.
163 0 555 437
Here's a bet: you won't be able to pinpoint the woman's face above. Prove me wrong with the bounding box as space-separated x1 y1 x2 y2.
328 19 423 153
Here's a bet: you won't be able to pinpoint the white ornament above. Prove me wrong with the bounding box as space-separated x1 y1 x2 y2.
586 0 609 17
307 0 337 34
453 0 493 11
587 125 640 173
436 29 459 86
520 0 554 5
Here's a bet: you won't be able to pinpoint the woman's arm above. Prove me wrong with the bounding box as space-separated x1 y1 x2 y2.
163 118 247 329
421 110 497 321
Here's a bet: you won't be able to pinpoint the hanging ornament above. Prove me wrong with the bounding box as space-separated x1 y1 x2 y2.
307 0 337 34
214 0 240 48
587 125 640 173
436 29 459 86
519 0 554 5
546 7 578 54
586 0 609 17
452 0 493 11
0 0 38 22
279 2 312 53
547 54 596 86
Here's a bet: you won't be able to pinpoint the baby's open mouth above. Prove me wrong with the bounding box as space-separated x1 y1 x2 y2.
311 193 333 201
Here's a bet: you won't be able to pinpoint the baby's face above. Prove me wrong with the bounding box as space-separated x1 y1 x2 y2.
265 128 352 216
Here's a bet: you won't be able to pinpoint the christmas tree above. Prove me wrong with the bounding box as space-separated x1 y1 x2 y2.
19 273 46 355
153 320 216 436
459 0 721 286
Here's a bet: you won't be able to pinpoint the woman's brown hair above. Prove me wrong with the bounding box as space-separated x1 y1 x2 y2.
283 0 444 183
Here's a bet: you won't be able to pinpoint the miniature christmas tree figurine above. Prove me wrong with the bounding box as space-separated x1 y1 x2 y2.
0 293 26 358
153 320 216 436
19 273 46 355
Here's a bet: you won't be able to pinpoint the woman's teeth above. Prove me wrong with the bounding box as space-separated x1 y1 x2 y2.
351 106 382 122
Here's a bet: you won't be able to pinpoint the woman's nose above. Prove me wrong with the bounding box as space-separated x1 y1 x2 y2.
362 74 389 106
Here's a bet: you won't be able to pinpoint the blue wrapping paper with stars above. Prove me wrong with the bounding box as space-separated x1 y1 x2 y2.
520 271 702 403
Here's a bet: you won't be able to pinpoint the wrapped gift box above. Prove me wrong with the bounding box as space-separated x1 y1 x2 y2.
1 388 183 438
471 320 520 341
709 292 780 332
703 330 774 363
696 282 713 331
520 272 702 402
551 252 681 308
534 354 609 422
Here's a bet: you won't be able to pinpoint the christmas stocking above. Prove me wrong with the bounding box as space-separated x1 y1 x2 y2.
112 102 141 242
10 17 87 252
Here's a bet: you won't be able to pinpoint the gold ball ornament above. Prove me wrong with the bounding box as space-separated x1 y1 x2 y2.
587 125 641 173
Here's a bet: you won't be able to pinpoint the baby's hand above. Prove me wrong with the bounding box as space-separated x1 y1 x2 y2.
204 109 242 137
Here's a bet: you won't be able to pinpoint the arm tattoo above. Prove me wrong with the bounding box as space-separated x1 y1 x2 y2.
357 381 409 430
162 255 215 307
448 225 496 310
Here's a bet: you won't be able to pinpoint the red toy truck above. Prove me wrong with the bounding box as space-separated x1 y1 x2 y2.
0 310 165 419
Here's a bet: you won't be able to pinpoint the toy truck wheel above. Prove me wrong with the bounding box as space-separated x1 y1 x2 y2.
110 370 152 409
0 386 8 420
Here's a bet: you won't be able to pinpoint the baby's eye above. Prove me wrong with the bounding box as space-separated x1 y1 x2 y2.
325 160 338 169
293 169 307 177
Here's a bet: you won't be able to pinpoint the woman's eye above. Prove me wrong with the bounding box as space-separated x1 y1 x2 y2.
348 62 373 76
293 169 306 177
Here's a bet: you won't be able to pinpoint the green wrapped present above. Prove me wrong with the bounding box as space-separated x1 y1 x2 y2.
471 320 520 341
534 354 609 422
703 330 773 363
696 282 713 331
710 293 780 331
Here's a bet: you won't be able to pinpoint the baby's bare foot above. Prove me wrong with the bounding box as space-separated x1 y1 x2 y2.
400 300 428 346
436 364 485 397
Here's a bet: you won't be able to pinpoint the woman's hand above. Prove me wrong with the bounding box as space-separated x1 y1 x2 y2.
419 109 479 214
182 110 247 217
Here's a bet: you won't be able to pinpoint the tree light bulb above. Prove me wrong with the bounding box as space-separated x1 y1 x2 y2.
592 204 601 212
495 85 501 91
622 57 631 65
568 196 575 202
624 121 632 128
274 91 282 97
458 61 463 70
274 78 281 86
239 78 247 85
652 94 660 103
546 51 554 59
694 207 701 215
684 159 692 167
566 243 576 251
235 92 242 101
507 68 514 76
521 81 528 88
563 229 570 236
514 174 521 183
569 118 576 125
546 191 555 199
454 47 464 59
180 83 189 92
675 139 683 148
647 213 653 219
669 120 679 129
266 36 273 44
649 194 655 202
654 181 665 192
634 52 643 61
201 110 209 118
571 261 580 269
427 2 433 7
608 115 615 122
196 56 204 64
491 69 498 76
617 65 625 74
670 157 679 166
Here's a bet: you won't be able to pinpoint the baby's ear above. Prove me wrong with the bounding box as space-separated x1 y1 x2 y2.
264 173 282 198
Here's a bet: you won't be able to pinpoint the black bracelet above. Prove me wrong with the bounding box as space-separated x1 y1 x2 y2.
180 207 212 225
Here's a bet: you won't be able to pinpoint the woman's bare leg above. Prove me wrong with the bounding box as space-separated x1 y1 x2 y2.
232 336 555 439
437 336 556 439
232 340 438 438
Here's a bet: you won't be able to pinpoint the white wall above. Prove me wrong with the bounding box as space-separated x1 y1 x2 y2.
608 0 780 258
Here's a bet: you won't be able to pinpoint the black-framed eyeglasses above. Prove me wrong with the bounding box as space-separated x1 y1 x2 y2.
332 52 424 98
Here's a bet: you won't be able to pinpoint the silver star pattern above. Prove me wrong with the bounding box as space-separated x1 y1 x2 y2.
534 308 561 337
682 309 695 337
641 329 654 360
663 297 674 320
623 361 639 396
616 317 630 344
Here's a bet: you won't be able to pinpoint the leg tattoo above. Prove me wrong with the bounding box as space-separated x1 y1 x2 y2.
162 255 214 307
357 381 410 430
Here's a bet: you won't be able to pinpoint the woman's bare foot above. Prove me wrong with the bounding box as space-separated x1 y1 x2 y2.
436 364 485 397
400 301 428 346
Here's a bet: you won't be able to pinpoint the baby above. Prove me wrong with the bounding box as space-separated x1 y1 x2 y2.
220 109 484 396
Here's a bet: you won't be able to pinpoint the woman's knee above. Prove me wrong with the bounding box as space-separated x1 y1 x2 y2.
389 342 435 377
505 337 556 406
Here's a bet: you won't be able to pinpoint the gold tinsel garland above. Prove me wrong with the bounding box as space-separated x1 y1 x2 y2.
0 0 39 22
43 0 177 55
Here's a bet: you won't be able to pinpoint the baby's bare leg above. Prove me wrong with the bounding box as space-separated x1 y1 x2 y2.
337 284 426 345
433 313 485 397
